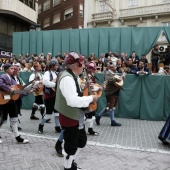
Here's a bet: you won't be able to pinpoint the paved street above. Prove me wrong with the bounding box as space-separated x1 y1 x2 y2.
0 109 170 170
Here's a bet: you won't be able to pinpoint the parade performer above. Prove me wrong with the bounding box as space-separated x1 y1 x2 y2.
96 62 122 126
0 64 29 144
54 52 98 170
38 59 61 134
29 63 45 120
84 61 102 135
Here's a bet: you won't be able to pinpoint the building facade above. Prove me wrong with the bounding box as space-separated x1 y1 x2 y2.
84 0 170 60
85 0 170 28
38 0 84 30
0 0 38 55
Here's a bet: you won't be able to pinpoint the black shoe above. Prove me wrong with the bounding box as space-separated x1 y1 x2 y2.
30 115 39 120
45 119 51 123
38 124 44 134
158 136 169 145
111 120 121 126
16 135 29 144
88 128 99 136
55 141 63 157
55 126 61 133
95 116 101 125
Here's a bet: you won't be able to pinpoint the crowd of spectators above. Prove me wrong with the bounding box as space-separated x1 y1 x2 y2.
0 48 170 75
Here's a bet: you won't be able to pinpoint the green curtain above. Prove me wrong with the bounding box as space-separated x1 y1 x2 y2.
143 27 162 55
13 32 23 56
109 28 121 53
42 31 54 56
69 29 80 53
79 29 89 56
53 30 62 56
19 72 35 109
12 27 164 58
61 30 70 54
164 75 170 119
163 27 170 43
29 31 37 56
22 32 30 56
116 74 142 119
36 31 43 55
120 27 132 56
139 75 164 120
88 28 100 57
98 28 109 56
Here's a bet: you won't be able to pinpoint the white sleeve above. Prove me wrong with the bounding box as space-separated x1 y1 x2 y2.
29 74 35 82
59 76 93 108
43 71 56 88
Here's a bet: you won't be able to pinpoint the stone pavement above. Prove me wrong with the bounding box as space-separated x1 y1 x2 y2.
0 109 170 170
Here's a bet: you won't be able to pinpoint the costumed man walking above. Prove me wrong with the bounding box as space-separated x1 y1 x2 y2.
38 59 62 134
96 62 122 126
0 64 29 144
84 61 102 135
29 63 46 120
54 52 98 170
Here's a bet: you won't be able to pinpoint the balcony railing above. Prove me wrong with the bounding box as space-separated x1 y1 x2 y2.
120 3 170 18
92 11 114 21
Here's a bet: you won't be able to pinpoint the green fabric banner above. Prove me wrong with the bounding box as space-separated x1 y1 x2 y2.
29 31 37 56
13 27 164 58
99 28 109 56
69 29 80 53
42 31 53 55
22 32 30 55
12 32 23 56
53 30 62 55
163 27 170 43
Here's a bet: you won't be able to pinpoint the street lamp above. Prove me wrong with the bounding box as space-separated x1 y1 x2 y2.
29 24 41 31
30 25 36 31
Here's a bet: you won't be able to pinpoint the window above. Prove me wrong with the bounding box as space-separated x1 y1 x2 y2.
64 7 73 20
53 0 61 6
80 4 83 17
128 0 139 8
128 25 137 27
43 17 50 28
53 13 60 24
162 22 170 26
162 0 170 3
99 0 109 12
43 0 50 11
38 4 41 14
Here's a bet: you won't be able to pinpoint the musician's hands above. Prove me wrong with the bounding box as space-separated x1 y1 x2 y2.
10 88 15 93
91 95 98 103
116 77 122 82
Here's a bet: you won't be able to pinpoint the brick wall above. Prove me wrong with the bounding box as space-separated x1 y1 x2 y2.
38 0 84 30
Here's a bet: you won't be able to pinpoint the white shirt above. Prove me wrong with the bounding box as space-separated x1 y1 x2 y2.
43 71 57 88
59 76 93 108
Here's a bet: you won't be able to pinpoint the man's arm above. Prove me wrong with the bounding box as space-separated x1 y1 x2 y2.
0 76 11 91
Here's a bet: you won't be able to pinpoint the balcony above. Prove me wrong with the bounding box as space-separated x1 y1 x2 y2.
0 0 37 23
120 3 170 19
92 11 114 25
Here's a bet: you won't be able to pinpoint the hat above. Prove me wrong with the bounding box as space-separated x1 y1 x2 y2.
49 59 58 66
13 63 21 67
48 53 52 56
4 64 12 71
87 61 96 70
64 52 84 65
109 62 116 67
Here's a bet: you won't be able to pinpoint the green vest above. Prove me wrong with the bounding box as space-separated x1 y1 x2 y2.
54 71 81 120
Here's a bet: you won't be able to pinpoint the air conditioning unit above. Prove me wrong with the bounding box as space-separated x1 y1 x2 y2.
159 45 167 52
